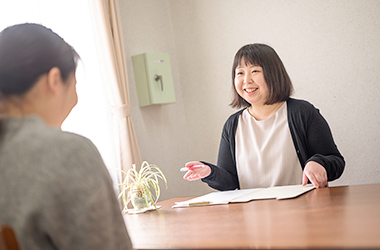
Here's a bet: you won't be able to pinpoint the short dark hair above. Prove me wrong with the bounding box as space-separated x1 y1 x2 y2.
230 43 293 108
0 23 79 97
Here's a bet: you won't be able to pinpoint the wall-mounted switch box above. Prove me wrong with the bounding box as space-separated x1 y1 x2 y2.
132 52 176 107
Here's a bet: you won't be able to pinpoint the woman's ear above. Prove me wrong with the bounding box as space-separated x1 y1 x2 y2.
46 67 62 95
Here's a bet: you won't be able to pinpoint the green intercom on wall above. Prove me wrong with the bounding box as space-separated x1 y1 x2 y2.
132 52 176 107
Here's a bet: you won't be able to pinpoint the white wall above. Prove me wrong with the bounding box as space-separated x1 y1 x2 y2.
119 0 380 201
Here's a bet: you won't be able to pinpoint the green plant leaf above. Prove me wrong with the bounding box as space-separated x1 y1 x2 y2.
114 161 167 211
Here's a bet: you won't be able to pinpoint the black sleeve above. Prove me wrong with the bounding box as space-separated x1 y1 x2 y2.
305 106 345 181
201 113 241 191
288 99 345 182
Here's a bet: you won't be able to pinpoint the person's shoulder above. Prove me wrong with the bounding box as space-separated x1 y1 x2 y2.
287 98 314 108
37 125 97 155
52 129 95 149
225 108 245 123
41 126 109 188
26 117 103 169
222 108 246 132
60 131 99 155
287 98 318 113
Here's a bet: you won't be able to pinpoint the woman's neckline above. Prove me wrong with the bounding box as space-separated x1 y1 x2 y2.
247 101 285 121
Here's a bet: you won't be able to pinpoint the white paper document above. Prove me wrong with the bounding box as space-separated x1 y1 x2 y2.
172 184 315 208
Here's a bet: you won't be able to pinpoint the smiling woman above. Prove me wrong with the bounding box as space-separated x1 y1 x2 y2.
0 0 122 186
183 43 345 191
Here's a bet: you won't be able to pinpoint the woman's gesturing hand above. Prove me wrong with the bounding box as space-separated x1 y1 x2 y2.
183 161 211 181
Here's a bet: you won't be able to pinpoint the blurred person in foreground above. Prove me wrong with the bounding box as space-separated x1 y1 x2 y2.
0 23 132 250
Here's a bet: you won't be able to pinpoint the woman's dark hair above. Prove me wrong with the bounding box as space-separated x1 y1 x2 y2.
230 43 293 108
0 23 79 97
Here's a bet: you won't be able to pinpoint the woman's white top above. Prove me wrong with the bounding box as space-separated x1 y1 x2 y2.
235 103 302 189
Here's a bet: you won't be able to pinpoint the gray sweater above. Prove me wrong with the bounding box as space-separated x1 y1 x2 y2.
0 116 132 250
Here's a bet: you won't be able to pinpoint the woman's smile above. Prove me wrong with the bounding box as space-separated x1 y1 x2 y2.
244 87 258 94
235 62 268 106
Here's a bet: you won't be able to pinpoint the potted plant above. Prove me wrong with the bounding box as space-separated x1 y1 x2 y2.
117 161 167 213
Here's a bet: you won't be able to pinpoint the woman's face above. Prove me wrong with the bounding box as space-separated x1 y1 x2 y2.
234 60 269 107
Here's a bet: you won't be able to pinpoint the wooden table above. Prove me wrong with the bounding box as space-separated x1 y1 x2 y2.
123 184 380 249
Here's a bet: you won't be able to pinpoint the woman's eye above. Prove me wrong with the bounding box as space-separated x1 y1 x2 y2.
236 72 243 76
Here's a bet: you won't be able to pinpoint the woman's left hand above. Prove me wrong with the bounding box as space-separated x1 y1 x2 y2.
302 161 327 188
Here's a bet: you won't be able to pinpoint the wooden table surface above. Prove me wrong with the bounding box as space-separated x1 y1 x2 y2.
123 184 380 250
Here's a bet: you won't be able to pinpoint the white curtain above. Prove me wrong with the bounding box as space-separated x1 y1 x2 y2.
89 0 142 174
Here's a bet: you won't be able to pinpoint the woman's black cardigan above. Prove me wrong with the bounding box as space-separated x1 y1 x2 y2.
202 98 345 191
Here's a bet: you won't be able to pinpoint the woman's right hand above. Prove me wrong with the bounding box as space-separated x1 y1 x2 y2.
183 161 211 181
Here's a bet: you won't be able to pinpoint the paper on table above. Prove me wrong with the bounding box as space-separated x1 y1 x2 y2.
231 184 315 202
172 184 315 208
173 189 254 208
273 184 316 199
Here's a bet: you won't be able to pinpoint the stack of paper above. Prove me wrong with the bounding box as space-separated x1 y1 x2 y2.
172 184 315 208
